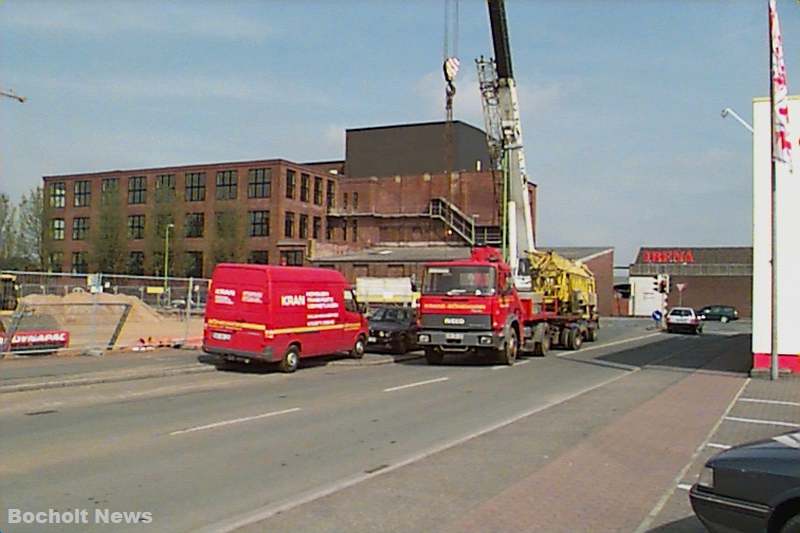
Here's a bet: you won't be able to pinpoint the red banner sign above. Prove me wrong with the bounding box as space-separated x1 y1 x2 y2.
641 250 695 264
0 330 70 351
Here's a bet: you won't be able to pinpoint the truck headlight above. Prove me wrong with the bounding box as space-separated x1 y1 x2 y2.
418 334 430 343
697 466 714 490
479 336 493 345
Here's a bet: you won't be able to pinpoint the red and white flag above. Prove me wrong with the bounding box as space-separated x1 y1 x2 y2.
770 0 792 169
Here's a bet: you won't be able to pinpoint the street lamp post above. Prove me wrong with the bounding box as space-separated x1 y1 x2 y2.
164 223 175 301
721 107 754 134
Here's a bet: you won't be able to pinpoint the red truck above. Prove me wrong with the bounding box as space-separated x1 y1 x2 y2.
417 247 598 365
203 263 369 372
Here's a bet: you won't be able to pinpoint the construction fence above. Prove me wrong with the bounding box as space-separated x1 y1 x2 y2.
1 271 208 355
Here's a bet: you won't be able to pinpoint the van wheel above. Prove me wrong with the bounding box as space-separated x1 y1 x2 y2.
425 348 444 365
351 336 366 359
279 346 300 373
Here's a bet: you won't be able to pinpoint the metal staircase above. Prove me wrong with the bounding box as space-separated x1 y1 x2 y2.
428 198 501 247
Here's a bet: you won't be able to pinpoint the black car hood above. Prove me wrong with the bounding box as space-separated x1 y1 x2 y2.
710 431 800 467
368 320 409 332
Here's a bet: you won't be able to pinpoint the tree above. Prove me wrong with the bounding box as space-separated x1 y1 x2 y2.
144 186 185 276
90 187 127 273
0 193 17 266
15 186 45 269
210 205 247 267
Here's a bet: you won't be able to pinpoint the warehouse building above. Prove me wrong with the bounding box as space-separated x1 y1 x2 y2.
628 247 753 317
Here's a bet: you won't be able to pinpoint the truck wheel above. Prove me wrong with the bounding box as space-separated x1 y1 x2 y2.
568 328 583 351
533 331 550 356
425 348 444 365
351 336 366 359
499 328 518 365
559 328 570 348
586 326 598 342
279 345 300 373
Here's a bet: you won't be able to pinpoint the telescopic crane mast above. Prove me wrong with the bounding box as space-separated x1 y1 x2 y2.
480 0 536 287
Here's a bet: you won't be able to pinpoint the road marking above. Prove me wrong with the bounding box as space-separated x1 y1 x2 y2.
739 397 800 407
635 377 750 533
201 368 639 533
677 483 692 491
555 332 662 357
169 407 301 436
724 416 800 428
491 359 531 370
383 377 449 392
707 443 732 450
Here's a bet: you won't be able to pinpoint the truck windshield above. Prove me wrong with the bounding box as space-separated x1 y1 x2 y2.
423 266 496 296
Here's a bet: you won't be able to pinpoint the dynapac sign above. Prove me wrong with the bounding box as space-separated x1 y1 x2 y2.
641 250 695 264
0 330 70 350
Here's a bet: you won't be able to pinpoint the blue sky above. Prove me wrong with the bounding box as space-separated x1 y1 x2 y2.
1 0 797 263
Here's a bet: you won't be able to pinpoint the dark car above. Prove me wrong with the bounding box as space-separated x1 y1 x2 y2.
368 307 418 354
690 431 800 533
697 305 739 323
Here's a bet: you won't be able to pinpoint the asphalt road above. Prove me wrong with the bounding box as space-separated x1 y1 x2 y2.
0 318 754 532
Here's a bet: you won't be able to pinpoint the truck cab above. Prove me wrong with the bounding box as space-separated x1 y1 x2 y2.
417 248 523 366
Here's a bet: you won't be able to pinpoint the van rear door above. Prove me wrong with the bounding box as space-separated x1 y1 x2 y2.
207 265 269 355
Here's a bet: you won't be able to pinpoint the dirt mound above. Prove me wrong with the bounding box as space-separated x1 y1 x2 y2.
21 292 162 324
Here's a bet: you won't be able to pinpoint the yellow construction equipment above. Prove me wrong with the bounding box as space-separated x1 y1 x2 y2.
529 251 597 319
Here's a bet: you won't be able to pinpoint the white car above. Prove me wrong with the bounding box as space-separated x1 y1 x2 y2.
666 307 704 335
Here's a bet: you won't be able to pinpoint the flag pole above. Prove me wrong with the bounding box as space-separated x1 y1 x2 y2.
769 0 779 381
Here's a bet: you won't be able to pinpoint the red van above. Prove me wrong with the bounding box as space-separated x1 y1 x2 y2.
203 263 369 372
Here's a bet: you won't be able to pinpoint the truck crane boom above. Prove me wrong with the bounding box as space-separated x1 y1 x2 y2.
486 0 536 287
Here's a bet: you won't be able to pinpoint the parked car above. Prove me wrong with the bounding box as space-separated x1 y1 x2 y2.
666 307 703 334
368 306 418 354
697 305 739 323
203 263 369 373
690 431 800 533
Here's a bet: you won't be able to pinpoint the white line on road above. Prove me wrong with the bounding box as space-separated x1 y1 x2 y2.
201 368 639 533
491 359 531 370
724 416 800 428
555 332 663 358
677 483 692 491
739 397 800 407
169 407 301 436
707 443 732 450
383 377 449 392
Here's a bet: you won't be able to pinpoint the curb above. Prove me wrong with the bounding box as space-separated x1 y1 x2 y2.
0 364 216 394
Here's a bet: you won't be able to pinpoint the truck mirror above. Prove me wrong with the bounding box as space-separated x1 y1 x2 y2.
358 303 367 314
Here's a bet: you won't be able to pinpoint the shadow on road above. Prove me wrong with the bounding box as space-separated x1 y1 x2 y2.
196 351 416 374
647 515 705 532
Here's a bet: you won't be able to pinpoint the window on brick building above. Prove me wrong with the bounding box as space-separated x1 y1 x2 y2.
248 168 271 198
155 174 176 202
127 176 147 205
185 172 206 202
299 214 308 239
325 221 334 240
343 192 349 210
51 218 65 241
286 170 296 199
72 217 89 241
326 180 335 209
249 210 269 237
280 250 303 266
71 251 88 274
284 211 295 238
185 251 203 277
127 215 145 240
353 192 359 210
74 181 91 207
49 182 66 208
313 216 321 239
216 170 238 200
128 251 145 275
342 220 348 241
248 250 269 264
300 173 310 203
48 251 63 272
185 213 205 238
352 219 358 242
102 178 119 193
314 177 323 205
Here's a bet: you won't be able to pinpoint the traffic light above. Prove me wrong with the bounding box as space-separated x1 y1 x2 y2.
656 274 670 294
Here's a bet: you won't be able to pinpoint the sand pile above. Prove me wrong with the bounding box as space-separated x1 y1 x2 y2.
22 293 162 324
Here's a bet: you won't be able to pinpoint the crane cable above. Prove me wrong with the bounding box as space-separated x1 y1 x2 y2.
443 0 460 121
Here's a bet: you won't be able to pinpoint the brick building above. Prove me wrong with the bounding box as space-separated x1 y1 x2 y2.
629 247 753 317
42 159 341 276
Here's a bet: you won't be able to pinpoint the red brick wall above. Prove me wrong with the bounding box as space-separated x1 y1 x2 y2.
581 250 614 317
665 276 752 318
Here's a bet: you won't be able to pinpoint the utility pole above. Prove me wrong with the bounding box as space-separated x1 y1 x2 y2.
0 89 26 104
